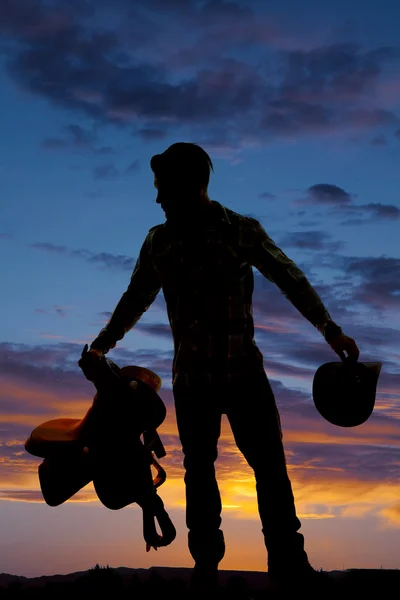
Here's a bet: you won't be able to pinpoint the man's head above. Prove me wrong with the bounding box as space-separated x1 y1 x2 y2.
150 142 214 220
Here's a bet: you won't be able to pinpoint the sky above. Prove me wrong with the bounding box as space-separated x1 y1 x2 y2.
1 0 400 579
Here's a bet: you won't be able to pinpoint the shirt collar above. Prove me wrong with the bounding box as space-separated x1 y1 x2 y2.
163 200 232 231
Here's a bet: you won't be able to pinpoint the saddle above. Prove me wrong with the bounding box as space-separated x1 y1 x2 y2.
24 345 176 551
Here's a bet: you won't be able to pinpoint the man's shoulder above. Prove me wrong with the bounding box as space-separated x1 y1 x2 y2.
142 223 166 254
218 202 261 230
146 222 166 241
148 223 164 233
212 202 263 250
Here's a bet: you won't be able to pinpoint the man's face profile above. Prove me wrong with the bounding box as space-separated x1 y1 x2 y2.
154 173 199 221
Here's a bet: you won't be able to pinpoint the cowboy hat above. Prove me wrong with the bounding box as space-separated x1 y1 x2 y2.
312 359 383 427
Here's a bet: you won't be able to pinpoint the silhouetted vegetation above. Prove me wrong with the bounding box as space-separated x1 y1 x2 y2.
1 565 399 599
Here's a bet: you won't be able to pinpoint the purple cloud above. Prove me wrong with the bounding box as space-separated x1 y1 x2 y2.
0 341 174 411
250 241 400 343
361 203 400 220
36 230 395 349
31 242 136 271
1 2 398 146
35 305 69 318
345 256 400 311
29 223 400 332
86 252 135 270
41 123 108 154
300 185 399 224
1 334 398 493
278 231 346 253
0 0 74 38
307 184 353 205
135 323 174 341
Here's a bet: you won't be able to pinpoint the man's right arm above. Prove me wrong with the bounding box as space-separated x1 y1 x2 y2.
247 219 343 342
89 234 162 355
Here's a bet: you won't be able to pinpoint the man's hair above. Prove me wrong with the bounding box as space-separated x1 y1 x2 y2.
150 142 214 190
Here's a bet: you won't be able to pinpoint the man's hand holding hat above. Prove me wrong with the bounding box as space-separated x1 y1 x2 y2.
329 332 360 363
322 320 360 363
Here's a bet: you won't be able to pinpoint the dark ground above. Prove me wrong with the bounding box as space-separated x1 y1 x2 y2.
1 565 398 599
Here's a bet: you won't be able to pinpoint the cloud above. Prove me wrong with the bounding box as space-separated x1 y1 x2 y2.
1 2 399 147
124 159 140 175
23 223 400 381
0 489 95 503
361 203 400 220
297 184 399 224
199 0 253 20
93 163 119 180
278 231 345 253
41 123 115 156
344 256 400 311
29 226 400 334
94 160 140 179
0 340 176 428
259 191 276 200
0 339 177 492
251 267 349 331
1 337 399 529
250 243 400 350
307 184 354 205
41 123 96 150
381 503 400 526
0 0 73 38
35 305 71 318
135 323 174 341
271 44 399 104
31 242 136 271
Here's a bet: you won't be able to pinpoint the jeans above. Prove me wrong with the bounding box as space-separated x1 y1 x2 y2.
173 368 309 571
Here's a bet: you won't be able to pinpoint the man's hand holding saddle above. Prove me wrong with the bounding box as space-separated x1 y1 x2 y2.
78 344 104 382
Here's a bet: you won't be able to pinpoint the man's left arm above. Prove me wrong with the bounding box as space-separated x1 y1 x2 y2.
248 220 342 343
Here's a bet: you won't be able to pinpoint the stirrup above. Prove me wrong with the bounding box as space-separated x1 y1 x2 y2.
142 493 176 551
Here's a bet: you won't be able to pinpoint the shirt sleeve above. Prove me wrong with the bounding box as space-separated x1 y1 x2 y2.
90 233 162 354
248 220 340 338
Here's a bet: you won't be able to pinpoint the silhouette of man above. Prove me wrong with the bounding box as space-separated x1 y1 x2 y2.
88 142 359 593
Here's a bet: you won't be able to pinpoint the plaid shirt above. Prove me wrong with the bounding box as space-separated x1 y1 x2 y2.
90 201 337 387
